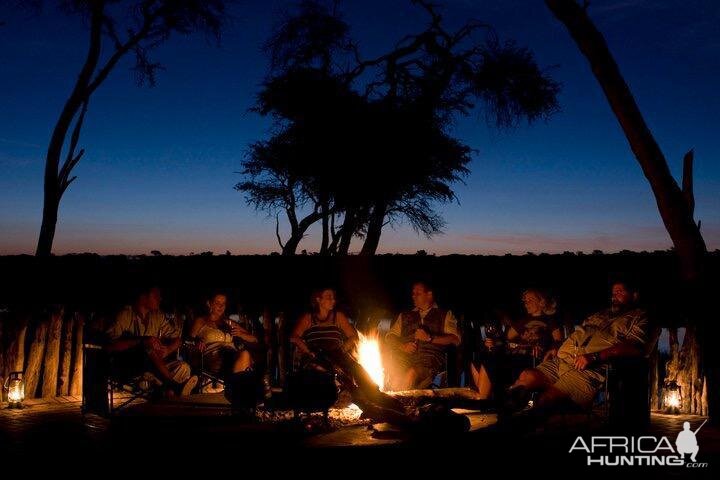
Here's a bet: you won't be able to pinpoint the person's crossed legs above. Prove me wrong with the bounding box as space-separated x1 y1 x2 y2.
511 357 600 412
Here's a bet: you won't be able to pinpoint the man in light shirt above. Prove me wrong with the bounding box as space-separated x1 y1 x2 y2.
508 280 648 412
386 281 461 390
106 286 197 396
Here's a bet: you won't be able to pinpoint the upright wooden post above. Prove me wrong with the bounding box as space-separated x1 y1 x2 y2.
10 316 29 372
59 311 74 396
649 342 660 410
25 318 49 398
277 312 287 386
41 306 64 397
262 308 274 385
69 312 85 396
0 319 5 401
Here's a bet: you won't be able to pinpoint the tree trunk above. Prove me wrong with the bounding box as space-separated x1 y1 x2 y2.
360 202 386 255
545 0 713 421
281 210 323 255
545 0 706 282
281 234 303 256
337 210 357 255
25 320 49 398
41 307 64 398
319 199 330 255
59 312 74 396
35 3 104 256
69 312 85 396
36 195 59 257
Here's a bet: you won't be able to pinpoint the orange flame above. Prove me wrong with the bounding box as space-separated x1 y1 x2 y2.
357 331 385 391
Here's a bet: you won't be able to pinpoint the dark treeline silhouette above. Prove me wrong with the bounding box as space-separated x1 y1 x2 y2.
2 252 718 332
237 0 559 256
32 0 230 257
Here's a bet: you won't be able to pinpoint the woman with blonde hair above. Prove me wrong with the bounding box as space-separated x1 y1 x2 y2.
471 288 564 400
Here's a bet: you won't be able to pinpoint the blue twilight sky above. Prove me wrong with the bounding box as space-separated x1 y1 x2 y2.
0 0 718 255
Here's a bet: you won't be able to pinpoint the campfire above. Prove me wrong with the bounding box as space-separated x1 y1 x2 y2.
356 331 385 391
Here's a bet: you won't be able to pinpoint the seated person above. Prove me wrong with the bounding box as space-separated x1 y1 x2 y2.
507 280 648 414
190 292 257 378
471 288 564 400
386 281 461 390
290 288 358 369
106 286 198 397
291 288 404 415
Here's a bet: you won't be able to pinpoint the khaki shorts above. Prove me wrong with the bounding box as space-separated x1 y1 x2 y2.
536 357 604 407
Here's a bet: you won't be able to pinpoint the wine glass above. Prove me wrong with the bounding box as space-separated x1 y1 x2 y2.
484 322 502 352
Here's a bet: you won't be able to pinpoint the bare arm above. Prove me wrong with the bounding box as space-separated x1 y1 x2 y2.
290 314 314 356
230 323 258 344
162 337 182 358
598 342 644 361
336 312 359 352
429 334 460 346
576 341 645 370
106 337 143 353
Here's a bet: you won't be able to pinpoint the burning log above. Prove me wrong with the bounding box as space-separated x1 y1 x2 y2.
68 312 84 396
58 312 74 395
317 349 470 433
41 307 64 397
387 387 490 410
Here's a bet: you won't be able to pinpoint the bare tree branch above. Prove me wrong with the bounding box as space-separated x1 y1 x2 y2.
275 213 285 249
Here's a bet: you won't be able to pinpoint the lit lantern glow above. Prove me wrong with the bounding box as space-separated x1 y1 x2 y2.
662 380 682 414
4 371 25 408
357 332 385 391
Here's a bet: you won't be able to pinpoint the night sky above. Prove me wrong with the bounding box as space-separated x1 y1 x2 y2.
1 0 718 255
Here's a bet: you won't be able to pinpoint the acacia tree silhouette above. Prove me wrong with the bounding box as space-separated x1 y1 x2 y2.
238 0 560 255
34 0 229 256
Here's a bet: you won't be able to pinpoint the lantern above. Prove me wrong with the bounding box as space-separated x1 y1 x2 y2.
4 371 25 408
662 380 682 414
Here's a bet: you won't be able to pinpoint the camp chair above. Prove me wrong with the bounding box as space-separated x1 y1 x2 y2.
595 325 662 428
286 344 338 422
181 338 226 393
81 341 157 416
82 320 187 416
553 325 663 425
